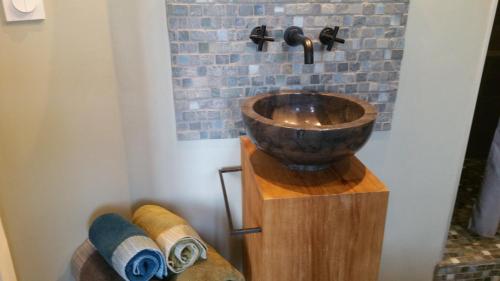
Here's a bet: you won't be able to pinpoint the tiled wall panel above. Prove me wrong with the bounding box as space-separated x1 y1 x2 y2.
167 0 409 140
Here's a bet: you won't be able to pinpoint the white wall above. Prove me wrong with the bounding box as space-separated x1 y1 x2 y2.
365 2 498 279
0 1 132 280
0 0 497 281
106 0 245 263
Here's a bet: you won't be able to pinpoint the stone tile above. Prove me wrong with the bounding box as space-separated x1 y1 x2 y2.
239 4 254 16
189 5 202 16
198 42 209 53
203 5 225 16
168 5 188 16
337 63 349 72
215 55 230 64
286 76 301 85
391 49 404 59
167 0 408 140
433 158 500 281
254 4 265 15
285 4 321 15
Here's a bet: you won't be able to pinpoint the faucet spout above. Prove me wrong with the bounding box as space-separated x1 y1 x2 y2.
284 26 314 64
302 38 314 64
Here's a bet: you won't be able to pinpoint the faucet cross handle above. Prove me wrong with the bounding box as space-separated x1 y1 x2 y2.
319 26 345 51
250 25 275 52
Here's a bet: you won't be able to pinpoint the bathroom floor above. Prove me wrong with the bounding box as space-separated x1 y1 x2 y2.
434 159 500 281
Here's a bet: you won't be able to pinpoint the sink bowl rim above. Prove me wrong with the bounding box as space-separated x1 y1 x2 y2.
241 90 378 131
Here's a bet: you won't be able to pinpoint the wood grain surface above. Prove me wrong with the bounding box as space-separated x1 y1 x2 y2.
241 136 389 281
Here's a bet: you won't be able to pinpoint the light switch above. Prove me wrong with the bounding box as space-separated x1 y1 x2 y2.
2 0 45 21
12 0 37 13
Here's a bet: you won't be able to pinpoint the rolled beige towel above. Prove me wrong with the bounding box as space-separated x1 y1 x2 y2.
170 246 244 281
133 205 208 274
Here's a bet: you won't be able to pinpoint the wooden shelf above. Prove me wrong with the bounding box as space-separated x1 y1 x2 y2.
241 136 389 281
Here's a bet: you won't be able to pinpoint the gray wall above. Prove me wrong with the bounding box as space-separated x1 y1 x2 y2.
0 0 497 281
168 0 409 140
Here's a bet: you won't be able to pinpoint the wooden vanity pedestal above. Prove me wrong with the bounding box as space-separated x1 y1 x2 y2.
241 136 389 281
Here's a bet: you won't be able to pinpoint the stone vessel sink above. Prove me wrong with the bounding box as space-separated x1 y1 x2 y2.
241 91 377 171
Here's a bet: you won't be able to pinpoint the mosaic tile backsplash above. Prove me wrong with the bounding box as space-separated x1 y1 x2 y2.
167 0 409 140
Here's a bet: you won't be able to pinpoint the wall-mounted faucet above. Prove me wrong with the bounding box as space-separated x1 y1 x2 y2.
250 25 344 63
284 26 314 64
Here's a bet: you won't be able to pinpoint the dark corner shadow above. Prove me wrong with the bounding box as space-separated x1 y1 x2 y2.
249 149 366 194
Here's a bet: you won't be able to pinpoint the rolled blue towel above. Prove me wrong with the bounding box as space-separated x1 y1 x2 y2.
89 213 166 281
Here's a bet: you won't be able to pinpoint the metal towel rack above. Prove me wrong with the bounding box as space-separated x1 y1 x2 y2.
218 166 262 236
